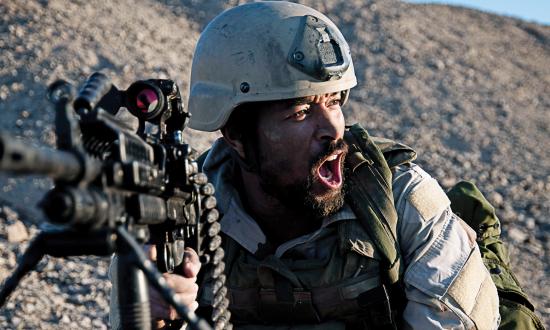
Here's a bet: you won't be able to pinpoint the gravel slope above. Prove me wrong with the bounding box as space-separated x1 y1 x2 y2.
0 0 548 328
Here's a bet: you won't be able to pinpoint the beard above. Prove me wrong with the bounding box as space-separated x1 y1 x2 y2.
256 139 348 218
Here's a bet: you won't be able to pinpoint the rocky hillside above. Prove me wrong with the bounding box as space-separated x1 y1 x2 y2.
0 0 548 328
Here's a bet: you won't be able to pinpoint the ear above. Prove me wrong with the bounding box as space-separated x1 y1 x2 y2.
221 126 246 159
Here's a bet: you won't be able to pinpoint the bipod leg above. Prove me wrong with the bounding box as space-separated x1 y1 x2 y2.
0 227 116 308
116 227 212 330
0 232 46 307
115 228 152 330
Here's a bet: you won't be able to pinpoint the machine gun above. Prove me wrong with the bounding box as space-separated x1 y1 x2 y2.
0 73 231 330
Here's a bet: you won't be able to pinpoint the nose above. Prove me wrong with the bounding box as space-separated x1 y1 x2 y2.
313 104 344 142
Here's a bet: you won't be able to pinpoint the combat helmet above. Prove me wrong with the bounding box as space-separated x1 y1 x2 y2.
187 1 357 131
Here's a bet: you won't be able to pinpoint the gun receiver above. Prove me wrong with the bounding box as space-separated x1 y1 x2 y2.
0 73 231 330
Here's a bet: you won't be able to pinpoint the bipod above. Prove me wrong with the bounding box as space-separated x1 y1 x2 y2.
0 225 211 330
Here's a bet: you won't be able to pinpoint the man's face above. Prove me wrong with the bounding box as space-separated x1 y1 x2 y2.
253 92 348 218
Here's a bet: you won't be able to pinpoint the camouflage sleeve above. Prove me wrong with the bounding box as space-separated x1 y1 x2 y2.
392 164 500 330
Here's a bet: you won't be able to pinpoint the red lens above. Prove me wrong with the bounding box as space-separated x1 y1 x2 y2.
136 89 159 113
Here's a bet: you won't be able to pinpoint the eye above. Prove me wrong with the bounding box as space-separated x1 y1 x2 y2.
327 97 342 108
290 107 311 121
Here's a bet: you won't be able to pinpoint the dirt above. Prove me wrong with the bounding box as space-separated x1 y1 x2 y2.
0 0 548 328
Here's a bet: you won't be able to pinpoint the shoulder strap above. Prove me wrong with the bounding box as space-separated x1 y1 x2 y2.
371 136 416 168
344 124 414 284
196 148 211 171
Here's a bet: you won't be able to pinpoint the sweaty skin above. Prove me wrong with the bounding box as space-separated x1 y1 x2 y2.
224 93 348 245
256 93 345 191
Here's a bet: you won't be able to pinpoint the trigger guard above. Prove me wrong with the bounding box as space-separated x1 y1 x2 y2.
156 243 174 273
172 240 185 268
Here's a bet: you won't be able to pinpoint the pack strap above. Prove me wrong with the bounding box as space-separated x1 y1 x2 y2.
344 124 402 284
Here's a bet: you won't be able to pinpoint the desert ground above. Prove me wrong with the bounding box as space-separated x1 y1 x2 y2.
0 0 548 328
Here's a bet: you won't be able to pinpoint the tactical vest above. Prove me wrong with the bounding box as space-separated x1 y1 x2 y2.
198 123 544 329
199 123 417 329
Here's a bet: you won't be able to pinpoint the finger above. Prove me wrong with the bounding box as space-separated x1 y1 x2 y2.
150 271 200 322
166 302 199 320
151 303 178 321
182 247 201 278
145 244 157 261
168 305 178 320
150 289 170 320
150 282 198 320
153 319 167 329
175 291 199 310
150 290 199 320
164 274 199 295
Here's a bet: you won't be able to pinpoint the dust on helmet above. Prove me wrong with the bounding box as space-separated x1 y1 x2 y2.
187 1 357 132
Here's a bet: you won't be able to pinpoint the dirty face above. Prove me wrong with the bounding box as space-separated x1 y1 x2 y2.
254 92 348 218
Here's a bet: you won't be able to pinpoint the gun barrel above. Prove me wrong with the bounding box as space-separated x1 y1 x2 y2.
0 133 82 181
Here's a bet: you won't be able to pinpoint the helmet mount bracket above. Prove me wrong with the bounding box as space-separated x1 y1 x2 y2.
288 15 351 81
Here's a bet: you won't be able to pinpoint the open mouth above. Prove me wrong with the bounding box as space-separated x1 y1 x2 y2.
316 151 344 189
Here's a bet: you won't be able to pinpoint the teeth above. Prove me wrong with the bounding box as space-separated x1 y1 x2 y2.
326 154 338 161
321 170 333 180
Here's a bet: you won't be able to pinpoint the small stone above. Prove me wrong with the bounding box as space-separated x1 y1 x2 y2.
507 227 529 243
12 316 21 326
23 303 36 313
61 314 71 324
525 241 544 256
0 90 8 100
92 318 105 328
81 316 92 328
2 206 20 222
429 58 445 70
489 192 504 207
7 220 29 243
525 217 536 230
441 177 457 189
51 295 64 305
7 251 17 267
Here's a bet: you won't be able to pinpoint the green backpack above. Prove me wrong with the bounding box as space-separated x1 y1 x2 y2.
345 123 545 330
448 182 545 330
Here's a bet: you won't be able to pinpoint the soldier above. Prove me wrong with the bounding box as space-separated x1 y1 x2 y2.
186 2 500 328
113 2 503 329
